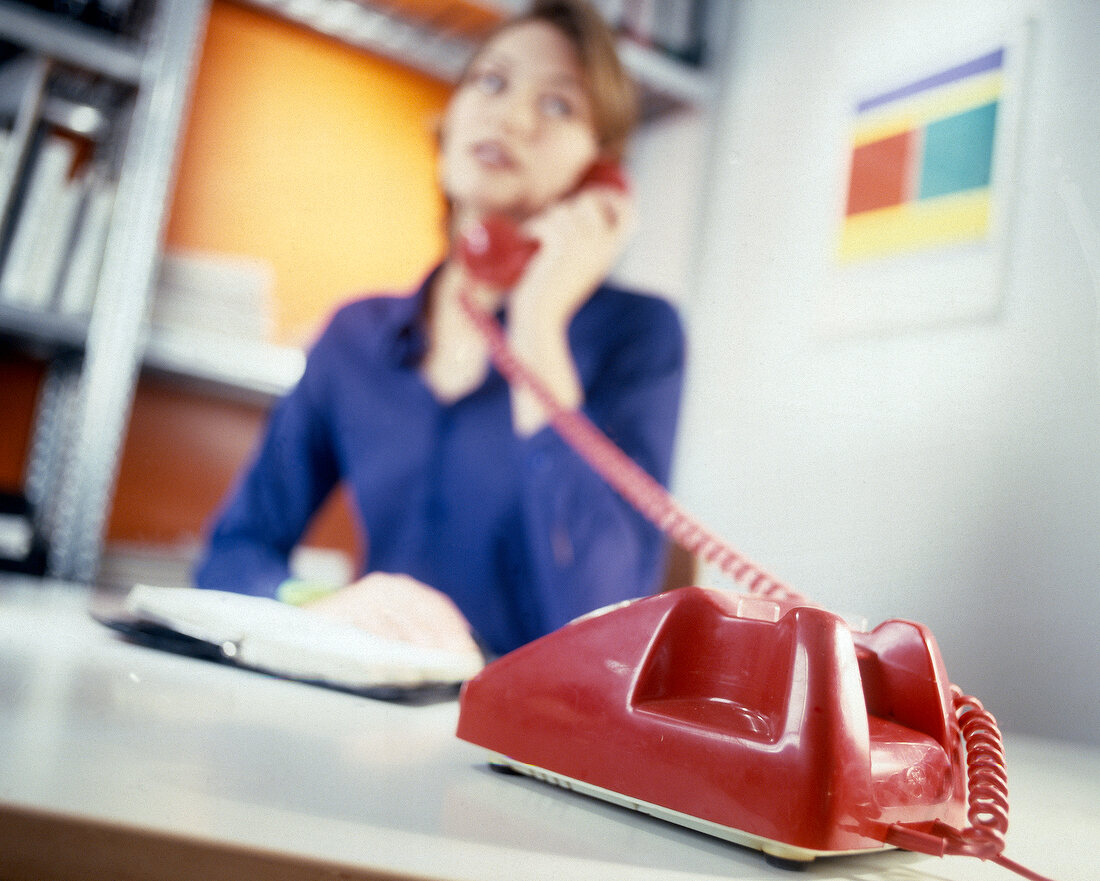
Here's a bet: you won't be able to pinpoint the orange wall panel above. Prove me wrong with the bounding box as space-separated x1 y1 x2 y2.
164 0 451 345
106 0 454 557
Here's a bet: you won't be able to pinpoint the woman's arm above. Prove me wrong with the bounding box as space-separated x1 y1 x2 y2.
512 293 685 640
506 183 636 435
193 332 342 598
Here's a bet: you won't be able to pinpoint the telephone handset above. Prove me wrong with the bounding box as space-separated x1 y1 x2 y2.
456 159 631 290
456 156 792 600
453 163 1052 880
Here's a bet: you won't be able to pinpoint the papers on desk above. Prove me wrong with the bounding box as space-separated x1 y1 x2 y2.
97 585 484 700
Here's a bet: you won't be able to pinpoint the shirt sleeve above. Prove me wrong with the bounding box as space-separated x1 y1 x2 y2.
192 330 342 598
512 294 685 640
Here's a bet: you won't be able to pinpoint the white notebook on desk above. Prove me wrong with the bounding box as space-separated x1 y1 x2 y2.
101 585 484 697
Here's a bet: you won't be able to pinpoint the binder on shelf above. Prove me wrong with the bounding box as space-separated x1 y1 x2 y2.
591 0 626 25
152 248 276 341
0 134 79 310
56 171 116 317
0 491 47 576
0 128 10 228
619 0 654 45
613 0 707 67
32 160 85 310
651 0 706 66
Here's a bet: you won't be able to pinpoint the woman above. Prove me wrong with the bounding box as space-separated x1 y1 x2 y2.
194 0 684 660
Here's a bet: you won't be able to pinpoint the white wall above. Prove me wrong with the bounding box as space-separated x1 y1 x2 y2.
670 0 1100 745
616 111 710 306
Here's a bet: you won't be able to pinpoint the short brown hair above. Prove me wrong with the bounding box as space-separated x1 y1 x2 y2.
466 0 638 161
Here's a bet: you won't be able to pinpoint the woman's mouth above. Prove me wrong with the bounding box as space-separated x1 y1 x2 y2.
471 140 518 171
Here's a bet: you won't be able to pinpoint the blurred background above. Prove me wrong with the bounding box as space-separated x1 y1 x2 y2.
1 0 1096 744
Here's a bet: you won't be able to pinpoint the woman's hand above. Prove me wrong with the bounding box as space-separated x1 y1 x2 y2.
509 182 636 334
504 182 636 435
304 572 482 659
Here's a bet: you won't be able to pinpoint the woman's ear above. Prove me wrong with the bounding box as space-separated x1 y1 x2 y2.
429 111 446 150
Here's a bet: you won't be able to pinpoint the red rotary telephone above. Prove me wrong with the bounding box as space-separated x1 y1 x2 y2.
452 162 1054 881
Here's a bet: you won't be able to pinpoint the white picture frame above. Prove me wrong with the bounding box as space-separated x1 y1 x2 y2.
817 17 1035 339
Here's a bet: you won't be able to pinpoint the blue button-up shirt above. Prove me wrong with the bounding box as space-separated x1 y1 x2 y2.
195 272 684 655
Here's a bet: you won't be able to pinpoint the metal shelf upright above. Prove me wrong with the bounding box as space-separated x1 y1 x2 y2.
0 0 210 581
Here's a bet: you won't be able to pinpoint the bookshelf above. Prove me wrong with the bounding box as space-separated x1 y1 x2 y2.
146 0 720 396
0 0 718 582
0 0 209 581
0 2 144 84
240 0 717 120
0 300 303 400
125 0 720 401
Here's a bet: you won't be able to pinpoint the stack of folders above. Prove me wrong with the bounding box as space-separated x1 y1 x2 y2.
0 129 116 319
594 0 708 65
96 585 485 700
151 249 276 342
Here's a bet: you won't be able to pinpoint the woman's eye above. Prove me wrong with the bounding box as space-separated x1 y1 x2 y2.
473 70 506 95
539 94 574 118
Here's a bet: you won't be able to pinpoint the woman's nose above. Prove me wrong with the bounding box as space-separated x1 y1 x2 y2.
495 88 539 138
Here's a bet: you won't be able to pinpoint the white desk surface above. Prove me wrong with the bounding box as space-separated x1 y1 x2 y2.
1 577 1096 881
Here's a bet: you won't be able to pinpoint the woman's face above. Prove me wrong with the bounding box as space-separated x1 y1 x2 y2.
440 21 601 223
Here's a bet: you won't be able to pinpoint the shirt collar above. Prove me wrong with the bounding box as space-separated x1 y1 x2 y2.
391 264 514 367
391 266 439 367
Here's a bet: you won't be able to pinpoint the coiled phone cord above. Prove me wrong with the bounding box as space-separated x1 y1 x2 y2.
456 283 804 604
458 276 1053 881
952 689 1011 860
887 689 1053 881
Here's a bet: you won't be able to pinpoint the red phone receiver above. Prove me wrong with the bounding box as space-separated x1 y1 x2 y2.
457 160 630 289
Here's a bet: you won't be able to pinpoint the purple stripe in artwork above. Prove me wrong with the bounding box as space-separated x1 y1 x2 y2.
857 48 1004 114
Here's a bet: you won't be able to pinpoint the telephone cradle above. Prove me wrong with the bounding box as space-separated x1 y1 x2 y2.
457 586 986 863
454 165 1052 880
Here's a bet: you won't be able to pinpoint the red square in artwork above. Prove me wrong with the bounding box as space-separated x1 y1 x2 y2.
845 130 915 216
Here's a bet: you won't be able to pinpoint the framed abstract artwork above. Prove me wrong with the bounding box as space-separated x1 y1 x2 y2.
819 19 1034 338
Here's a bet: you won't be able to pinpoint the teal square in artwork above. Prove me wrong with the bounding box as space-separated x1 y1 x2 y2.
918 101 999 199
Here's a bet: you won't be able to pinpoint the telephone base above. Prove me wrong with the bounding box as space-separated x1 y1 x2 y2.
484 752 892 865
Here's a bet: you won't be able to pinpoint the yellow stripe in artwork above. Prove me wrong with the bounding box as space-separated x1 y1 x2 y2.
851 72 1002 147
838 189 991 262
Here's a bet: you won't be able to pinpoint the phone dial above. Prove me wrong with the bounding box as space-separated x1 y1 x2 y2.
452 162 1054 881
